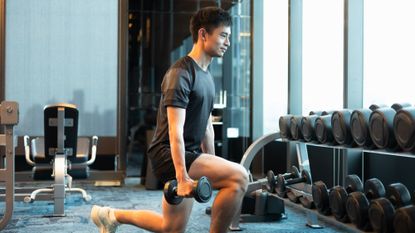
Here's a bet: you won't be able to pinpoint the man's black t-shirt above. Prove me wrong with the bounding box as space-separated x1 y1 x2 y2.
147 56 215 164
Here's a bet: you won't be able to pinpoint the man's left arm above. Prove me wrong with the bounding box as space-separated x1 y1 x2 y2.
201 115 215 155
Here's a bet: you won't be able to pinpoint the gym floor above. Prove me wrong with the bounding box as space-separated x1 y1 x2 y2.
1 179 356 233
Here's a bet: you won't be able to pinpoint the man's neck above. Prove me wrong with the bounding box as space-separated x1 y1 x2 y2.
188 45 212 71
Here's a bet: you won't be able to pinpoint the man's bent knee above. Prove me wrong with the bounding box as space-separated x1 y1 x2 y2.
228 165 249 194
237 166 249 193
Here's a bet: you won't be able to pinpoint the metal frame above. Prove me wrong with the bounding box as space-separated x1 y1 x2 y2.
0 0 4 100
117 0 128 173
288 0 303 115
230 132 281 230
343 0 364 109
0 101 19 230
250 0 264 140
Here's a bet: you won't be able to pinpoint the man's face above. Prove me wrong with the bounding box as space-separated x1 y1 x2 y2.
202 25 231 57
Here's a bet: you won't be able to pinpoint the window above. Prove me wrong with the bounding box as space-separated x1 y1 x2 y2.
364 0 415 106
263 0 288 134
302 0 343 114
6 0 118 136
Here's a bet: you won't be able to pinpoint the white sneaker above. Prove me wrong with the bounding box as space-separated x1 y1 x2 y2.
90 205 119 233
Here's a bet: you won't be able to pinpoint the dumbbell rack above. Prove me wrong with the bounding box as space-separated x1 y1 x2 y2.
233 131 402 232
281 140 415 232
282 197 368 232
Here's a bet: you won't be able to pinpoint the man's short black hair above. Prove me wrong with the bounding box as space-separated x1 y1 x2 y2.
189 6 232 43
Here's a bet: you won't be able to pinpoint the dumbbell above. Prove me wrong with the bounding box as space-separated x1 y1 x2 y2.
301 114 321 142
368 183 412 233
350 104 386 148
275 169 312 198
266 166 301 193
279 115 293 139
393 106 415 152
394 204 415 233
290 115 304 140
346 178 386 231
164 176 212 205
369 103 411 151
315 114 335 144
311 174 363 217
331 109 354 145
328 175 364 222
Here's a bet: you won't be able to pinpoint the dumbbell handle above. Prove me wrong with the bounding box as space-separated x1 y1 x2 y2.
170 183 194 197
285 176 307 186
281 172 297 179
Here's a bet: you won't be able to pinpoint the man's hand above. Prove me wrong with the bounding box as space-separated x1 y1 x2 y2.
176 176 195 197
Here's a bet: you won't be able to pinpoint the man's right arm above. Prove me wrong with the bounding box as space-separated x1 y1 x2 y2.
166 106 193 196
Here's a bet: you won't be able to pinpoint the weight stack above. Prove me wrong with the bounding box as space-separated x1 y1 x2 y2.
315 114 335 144
279 115 293 139
369 104 411 151
290 116 304 140
331 110 353 145
350 104 384 148
301 114 320 142
393 107 415 152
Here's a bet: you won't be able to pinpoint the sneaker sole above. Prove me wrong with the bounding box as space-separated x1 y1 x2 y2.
91 205 104 232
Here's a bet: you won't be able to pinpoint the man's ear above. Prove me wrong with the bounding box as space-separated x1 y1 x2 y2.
199 28 207 41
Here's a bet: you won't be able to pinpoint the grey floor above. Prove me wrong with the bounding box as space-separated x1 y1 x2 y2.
0 178 359 233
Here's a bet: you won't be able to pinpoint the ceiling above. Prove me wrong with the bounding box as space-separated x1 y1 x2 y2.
129 0 239 49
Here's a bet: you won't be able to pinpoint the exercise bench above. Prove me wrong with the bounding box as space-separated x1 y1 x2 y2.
23 103 98 216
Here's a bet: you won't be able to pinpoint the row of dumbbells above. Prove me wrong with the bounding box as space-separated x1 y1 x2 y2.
279 102 415 152
312 176 415 233
265 166 314 208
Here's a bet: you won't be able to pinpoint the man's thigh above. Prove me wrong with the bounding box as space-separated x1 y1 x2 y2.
188 154 247 189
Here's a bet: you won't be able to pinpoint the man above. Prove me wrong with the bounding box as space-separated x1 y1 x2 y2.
91 6 248 233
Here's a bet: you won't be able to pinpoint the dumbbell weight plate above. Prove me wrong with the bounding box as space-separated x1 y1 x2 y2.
394 205 415 233
328 174 363 222
346 178 385 230
329 186 349 222
368 183 411 233
345 174 363 193
364 178 386 200
164 180 183 205
312 181 331 215
194 176 212 203
266 170 276 193
290 166 301 179
368 197 395 233
302 169 312 184
346 191 371 230
276 174 287 197
387 183 412 208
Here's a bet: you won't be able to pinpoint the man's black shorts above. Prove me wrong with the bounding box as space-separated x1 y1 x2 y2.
148 146 202 184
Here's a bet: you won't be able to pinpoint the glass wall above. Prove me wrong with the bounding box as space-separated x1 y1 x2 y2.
364 0 415 106
227 1 251 138
263 0 288 134
302 0 343 114
5 0 119 136
129 1 251 160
